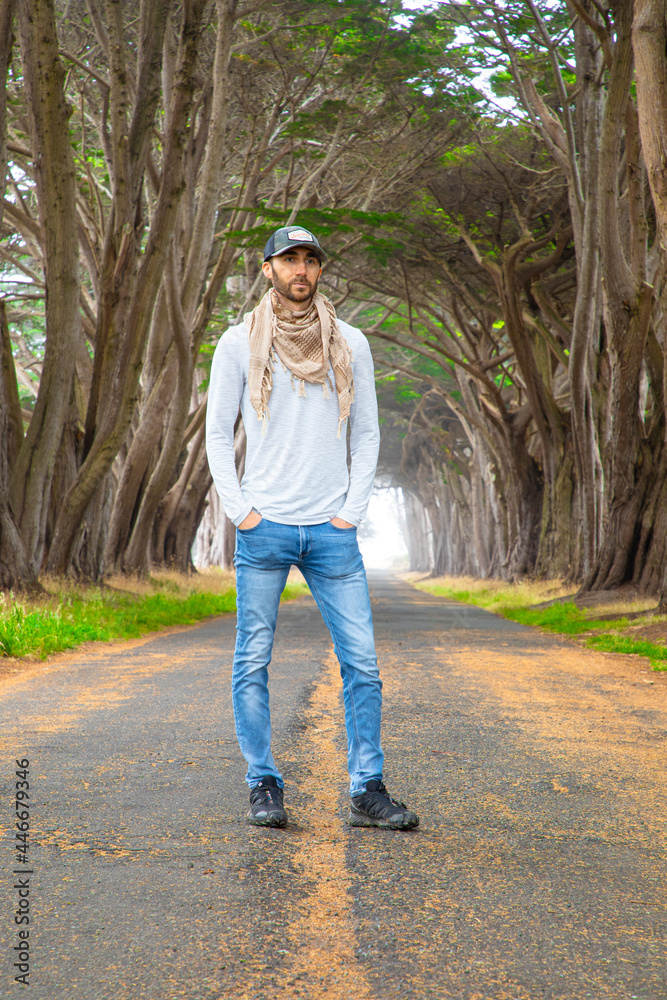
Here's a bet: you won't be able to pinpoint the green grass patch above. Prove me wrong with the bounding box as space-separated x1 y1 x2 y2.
0 579 311 660
585 633 667 669
419 579 573 614
413 576 666 670
504 603 629 635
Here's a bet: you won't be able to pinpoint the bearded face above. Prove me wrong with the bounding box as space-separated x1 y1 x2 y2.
263 247 322 308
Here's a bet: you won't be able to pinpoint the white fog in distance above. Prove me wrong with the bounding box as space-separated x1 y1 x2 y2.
358 489 409 569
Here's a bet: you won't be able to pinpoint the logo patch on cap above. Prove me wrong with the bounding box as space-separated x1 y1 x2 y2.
287 229 314 241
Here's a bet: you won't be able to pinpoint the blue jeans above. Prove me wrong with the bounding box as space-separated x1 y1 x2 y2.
232 517 384 795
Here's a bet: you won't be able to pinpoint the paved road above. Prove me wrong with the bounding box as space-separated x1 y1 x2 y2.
0 574 666 1000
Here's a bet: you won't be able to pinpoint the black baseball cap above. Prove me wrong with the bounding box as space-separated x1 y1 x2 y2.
263 226 327 262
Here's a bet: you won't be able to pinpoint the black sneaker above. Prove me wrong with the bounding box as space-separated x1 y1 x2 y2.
247 776 287 828
349 780 419 830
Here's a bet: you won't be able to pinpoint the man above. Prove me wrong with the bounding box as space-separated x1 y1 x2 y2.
206 225 418 831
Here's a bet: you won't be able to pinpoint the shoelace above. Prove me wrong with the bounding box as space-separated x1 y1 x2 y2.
263 787 281 798
379 782 407 806
364 782 407 815
252 783 282 803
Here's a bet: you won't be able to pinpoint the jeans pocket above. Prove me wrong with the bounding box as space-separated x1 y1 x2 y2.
237 517 264 534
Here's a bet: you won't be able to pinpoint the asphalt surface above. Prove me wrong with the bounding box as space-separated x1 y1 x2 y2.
0 573 666 1000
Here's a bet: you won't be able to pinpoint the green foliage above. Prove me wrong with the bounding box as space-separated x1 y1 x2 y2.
219 204 408 262
196 342 217 392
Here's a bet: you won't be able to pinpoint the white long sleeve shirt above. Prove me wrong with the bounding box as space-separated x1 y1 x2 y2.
205 319 380 527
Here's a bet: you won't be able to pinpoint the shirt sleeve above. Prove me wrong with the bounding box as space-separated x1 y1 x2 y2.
336 331 380 526
205 328 254 527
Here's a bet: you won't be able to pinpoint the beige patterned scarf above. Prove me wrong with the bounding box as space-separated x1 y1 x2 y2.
245 289 354 436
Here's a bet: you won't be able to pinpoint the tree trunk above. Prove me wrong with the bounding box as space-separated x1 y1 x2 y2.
192 486 231 570
633 0 667 238
535 436 576 578
633 0 667 601
0 305 38 592
586 284 654 589
10 0 80 574
0 0 37 593
398 490 432 573
584 1 654 589
157 429 212 572
46 0 208 576
0 0 14 238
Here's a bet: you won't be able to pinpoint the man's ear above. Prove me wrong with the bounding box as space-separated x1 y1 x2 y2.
262 260 273 280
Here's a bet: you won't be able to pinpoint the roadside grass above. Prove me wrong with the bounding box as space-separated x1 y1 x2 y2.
0 568 311 661
409 574 667 671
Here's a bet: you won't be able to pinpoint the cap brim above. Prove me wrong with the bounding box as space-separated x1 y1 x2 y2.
265 242 327 262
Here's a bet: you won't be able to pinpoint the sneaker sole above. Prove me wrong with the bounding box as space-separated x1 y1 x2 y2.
247 809 287 828
348 809 419 830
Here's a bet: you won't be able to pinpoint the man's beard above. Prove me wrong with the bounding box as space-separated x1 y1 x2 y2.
270 266 319 305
